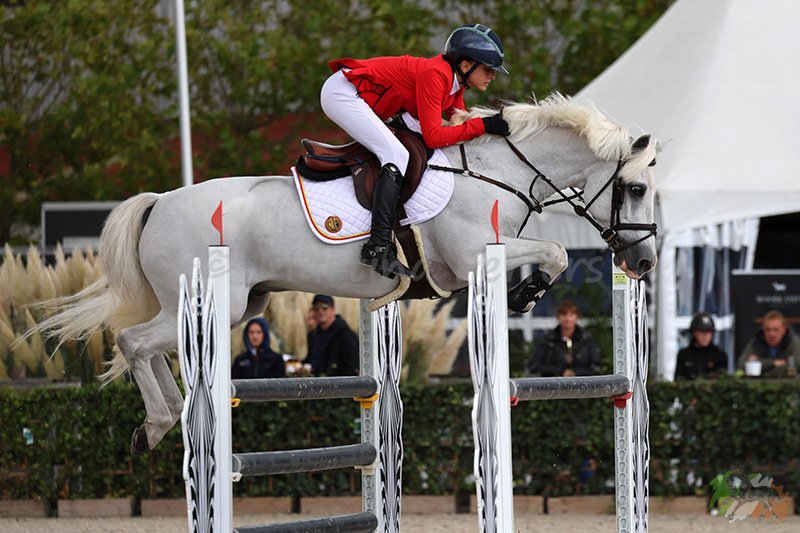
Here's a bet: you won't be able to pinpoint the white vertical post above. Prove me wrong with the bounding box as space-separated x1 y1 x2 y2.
486 244 514 530
359 300 403 532
179 248 233 533
630 280 650 532
469 244 514 533
612 265 634 533
175 0 194 187
359 301 380 522
209 246 232 531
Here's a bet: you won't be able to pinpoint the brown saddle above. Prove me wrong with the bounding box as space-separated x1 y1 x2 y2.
297 129 431 211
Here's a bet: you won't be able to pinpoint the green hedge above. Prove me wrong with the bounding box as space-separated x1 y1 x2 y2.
1 379 798 507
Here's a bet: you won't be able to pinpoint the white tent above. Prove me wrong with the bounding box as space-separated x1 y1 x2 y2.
578 0 800 231
523 0 800 379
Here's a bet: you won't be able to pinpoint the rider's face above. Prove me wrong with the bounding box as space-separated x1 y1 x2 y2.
461 61 496 92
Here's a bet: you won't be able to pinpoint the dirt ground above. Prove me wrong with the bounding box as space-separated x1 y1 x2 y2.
1 513 798 532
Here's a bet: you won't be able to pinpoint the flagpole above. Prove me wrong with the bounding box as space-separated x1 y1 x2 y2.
175 0 194 187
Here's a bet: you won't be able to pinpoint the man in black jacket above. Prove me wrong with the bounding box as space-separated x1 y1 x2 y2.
304 294 359 376
674 313 728 380
529 301 601 377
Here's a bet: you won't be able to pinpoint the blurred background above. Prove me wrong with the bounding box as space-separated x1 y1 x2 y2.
2 0 799 383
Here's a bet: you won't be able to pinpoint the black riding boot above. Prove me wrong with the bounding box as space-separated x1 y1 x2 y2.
360 163 413 278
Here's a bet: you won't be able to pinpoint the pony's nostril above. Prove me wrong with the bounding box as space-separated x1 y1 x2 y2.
638 259 652 273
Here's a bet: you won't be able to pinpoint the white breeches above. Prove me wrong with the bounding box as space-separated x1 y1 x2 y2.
320 70 409 175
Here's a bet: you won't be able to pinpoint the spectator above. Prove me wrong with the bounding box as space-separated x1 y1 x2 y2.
674 313 728 380
737 310 800 378
305 308 318 356
231 317 286 379
303 295 359 376
300 308 319 376
529 301 601 377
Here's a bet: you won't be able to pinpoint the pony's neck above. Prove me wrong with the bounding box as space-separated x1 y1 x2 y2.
447 127 612 202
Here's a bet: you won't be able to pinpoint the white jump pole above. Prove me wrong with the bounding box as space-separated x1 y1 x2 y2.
468 243 514 532
359 300 404 532
178 246 233 532
179 240 402 531
468 239 650 533
209 246 233 529
612 265 650 533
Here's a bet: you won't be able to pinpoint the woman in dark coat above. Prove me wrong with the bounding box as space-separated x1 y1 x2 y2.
231 317 286 379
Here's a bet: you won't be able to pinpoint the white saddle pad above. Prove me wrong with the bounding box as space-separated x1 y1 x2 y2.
293 148 454 243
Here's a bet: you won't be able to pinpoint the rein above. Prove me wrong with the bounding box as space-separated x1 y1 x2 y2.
427 138 658 253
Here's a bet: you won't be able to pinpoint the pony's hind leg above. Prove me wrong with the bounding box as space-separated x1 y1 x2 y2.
116 310 179 454
151 354 184 425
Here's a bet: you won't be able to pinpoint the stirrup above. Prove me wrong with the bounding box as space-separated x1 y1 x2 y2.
361 244 412 279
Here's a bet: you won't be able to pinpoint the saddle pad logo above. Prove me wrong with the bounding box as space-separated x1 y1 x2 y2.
324 216 343 233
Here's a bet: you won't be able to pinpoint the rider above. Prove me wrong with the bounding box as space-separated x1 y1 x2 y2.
321 24 511 278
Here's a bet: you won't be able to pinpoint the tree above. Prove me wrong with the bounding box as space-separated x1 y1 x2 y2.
1 0 675 246
0 1 176 245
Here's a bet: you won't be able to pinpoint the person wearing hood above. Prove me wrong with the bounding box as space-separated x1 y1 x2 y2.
528 301 602 377
737 310 800 378
674 313 728 380
231 317 286 379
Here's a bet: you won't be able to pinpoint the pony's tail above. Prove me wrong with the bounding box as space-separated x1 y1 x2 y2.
28 192 162 384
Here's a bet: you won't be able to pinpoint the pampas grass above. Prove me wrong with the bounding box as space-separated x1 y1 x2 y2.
0 244 107 381
1 244 464 383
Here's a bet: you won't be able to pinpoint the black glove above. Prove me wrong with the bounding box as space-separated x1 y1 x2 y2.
482 114 510 136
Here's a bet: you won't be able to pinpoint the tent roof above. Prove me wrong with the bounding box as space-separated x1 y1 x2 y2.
576 0 800 232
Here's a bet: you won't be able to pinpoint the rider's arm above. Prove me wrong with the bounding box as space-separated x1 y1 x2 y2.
416 68 484 148
444 92 467 120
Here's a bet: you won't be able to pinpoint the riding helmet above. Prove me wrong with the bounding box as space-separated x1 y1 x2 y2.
444 24 508 74
689 313 715 333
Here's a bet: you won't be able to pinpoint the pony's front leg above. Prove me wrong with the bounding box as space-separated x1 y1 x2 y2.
503 238 568 313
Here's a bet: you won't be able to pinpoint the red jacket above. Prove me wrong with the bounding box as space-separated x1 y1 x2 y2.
328 55 485 149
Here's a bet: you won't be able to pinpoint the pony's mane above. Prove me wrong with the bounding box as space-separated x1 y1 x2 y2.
450 93 656 181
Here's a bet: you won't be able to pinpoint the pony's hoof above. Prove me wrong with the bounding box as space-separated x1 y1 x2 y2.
131 426 150 455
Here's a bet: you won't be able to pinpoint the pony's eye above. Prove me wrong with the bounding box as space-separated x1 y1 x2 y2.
629 184 646 197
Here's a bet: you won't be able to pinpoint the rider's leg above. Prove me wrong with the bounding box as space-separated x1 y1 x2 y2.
321 71 412 278
360 162 413 277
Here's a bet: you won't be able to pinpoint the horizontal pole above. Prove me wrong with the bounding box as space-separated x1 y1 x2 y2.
511 374 630 401
233 443 377 477
233 512 378 533
231 376 377 402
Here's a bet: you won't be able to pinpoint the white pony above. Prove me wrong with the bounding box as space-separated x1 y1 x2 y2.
35 94 659 453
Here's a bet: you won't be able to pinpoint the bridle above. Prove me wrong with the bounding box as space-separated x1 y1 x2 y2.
428 137 658 254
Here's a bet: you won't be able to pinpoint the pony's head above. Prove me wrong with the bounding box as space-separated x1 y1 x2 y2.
452 94 659 278
580 132 658 279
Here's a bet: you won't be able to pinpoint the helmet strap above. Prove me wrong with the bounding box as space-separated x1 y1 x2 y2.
456 58 480 89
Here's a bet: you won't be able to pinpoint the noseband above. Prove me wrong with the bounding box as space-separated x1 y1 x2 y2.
428 138 658 254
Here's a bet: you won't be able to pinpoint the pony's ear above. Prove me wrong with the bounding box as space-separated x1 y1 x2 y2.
631 134 651 153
